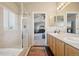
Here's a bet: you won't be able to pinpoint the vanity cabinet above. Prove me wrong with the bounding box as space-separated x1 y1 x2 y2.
47 34 79 56
50 36 55 55
55 39 64 56
47 34 50 48
65 44 79 56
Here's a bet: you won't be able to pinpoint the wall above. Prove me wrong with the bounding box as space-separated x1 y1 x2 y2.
57 3 79 15
23 2 57 26
23 2 57 45
0 2 19 14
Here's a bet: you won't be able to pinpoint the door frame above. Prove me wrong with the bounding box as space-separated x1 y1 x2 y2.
32 12 47 46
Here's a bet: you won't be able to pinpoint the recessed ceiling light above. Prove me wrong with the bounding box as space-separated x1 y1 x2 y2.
57 2 71 11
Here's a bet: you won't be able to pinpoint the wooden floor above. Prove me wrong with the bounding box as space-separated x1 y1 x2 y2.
27 46 53 56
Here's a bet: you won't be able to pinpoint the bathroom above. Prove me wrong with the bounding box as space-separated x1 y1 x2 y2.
0 2 79 56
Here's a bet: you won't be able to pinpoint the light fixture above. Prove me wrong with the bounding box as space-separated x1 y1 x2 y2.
57 2 66 10
57 2 71 11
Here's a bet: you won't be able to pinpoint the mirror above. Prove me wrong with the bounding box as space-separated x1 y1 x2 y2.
54 15 64 26
55 15 64 27
67 13 77 33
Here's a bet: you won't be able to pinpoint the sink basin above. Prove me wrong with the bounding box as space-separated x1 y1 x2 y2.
64 37 79 44
59 33 79 37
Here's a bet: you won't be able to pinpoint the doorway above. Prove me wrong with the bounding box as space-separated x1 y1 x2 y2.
33 12 46 46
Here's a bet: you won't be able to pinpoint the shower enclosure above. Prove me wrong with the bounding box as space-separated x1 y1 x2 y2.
0 3 29 56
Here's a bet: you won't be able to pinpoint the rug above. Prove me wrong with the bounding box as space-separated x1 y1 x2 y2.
27 46 48 56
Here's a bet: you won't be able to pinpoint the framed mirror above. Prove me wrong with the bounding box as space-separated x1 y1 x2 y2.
54 15 64 26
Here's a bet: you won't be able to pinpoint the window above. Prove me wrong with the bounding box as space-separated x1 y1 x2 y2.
4 8 16 30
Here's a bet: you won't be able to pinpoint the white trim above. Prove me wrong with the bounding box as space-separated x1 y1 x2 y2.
32 12 47 46
75 13 79 34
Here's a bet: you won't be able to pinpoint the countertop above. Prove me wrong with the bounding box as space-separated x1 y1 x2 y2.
48 32 79 49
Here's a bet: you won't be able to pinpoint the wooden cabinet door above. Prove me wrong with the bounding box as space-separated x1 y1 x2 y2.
47 34 50 47
65 44 79 56
49 35 53 51
50 36 55 55
55 39 64 56
47 34 55 55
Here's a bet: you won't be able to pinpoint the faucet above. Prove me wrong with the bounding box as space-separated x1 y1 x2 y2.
54 29 60 33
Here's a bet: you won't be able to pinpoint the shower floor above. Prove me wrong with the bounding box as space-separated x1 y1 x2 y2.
0 48 23 56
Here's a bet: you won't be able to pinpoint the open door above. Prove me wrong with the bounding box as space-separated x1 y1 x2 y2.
33 13 46 46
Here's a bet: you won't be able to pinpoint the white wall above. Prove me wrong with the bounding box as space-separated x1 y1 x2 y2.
22 2 57 45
